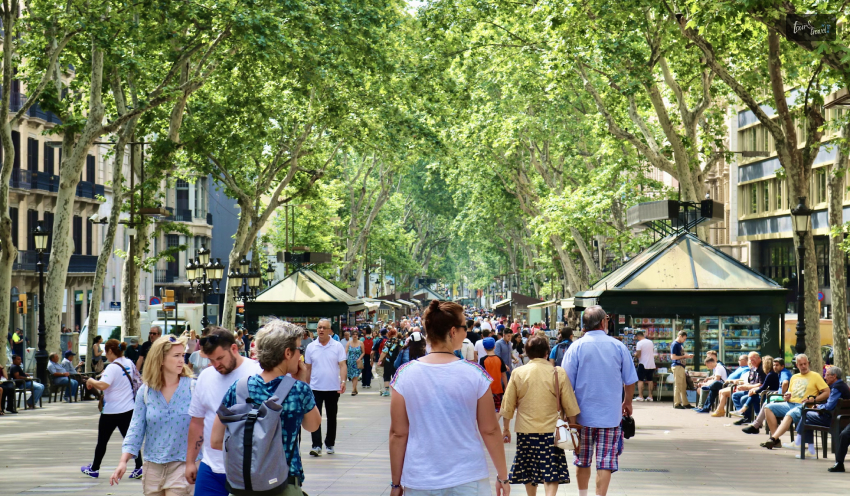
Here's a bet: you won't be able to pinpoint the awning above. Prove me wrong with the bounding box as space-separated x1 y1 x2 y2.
527 299 558 309
247 268 366 315
396 299 416 309
561 298 575 309
492 298 512 310
364 298 402 310
363 300 381 312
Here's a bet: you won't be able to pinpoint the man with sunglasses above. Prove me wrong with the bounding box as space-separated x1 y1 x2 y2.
185 327 262 496
305 318 347 457
135 326 162 373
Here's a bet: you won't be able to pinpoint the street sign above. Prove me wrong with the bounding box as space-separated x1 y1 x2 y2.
149 297 161 305
164 301 176 312
818 292 825 302
110 302 121 310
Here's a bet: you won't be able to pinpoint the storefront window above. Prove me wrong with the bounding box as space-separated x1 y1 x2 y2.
699 317 720 363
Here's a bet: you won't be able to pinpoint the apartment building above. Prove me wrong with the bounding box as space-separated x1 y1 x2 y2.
8 90 106 339
729 89 849 316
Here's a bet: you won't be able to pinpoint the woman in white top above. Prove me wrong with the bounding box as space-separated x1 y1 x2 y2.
389 300 510 496
82 339 143 479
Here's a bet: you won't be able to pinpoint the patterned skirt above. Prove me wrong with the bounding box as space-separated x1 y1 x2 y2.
509 432 570 486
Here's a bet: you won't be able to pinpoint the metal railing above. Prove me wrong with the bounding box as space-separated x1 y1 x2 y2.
31 171 59 192
27 102 48 121
154 269 176 283
173 209 193 222
9 168 31 189
94 184 105 198
76 181 94 199
69 254 97 273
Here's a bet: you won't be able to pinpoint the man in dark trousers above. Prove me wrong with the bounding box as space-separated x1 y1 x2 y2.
361 327 374 389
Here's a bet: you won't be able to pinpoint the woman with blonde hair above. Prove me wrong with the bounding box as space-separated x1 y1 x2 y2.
185 330 199 363
735 355 780 422
109 335 196 495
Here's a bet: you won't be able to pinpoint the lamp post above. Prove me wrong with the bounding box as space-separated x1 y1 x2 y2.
790 197 813 355
187 246 224 328
229 256 263 304
33 221 50 387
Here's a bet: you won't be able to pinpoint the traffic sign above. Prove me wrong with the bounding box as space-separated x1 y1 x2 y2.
149 296 161 305
818 292 824 302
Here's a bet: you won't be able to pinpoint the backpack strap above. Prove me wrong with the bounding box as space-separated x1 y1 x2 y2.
235 376 251 404
270 375 296 405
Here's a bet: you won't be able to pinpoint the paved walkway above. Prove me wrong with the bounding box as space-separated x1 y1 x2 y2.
0 389 847 495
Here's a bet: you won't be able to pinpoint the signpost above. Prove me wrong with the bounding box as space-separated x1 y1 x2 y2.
161 289 176 335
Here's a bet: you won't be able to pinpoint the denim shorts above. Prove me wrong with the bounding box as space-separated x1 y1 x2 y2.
765 402 803 424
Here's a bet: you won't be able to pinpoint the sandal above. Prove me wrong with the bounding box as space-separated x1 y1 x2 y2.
352 391 358 396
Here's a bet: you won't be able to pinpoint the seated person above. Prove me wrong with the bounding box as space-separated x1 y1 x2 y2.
796 366 850 457
733 356 780 424
712 352 764 416
831 419 850 472
47 352 79 402
61 350 83 378
9 354 44 408
758 354 829 449
694 356 727 413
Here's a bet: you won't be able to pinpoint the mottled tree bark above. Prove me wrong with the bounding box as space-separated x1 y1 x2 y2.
828 120 850 373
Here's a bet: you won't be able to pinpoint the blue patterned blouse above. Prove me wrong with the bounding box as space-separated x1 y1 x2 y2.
122 376 195 463
222 374 316 483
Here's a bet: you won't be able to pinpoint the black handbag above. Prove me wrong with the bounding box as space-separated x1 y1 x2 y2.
622 415 635 439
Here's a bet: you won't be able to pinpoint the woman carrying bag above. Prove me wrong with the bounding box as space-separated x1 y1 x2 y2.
92 335 105 373
501 335 580 496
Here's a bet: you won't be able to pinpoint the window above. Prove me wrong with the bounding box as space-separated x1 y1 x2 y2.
86 219 93 255
73 216 82 255
86 155 95 183
816 241 829 287
750 183 758 214
44 212 54 251
167 234 180 248
815 169 827 204
763 181 770 212
27 138 38 171
9 207 18 248
43 144 54 175
776 178 784 210
11 130 20 169
27 209 37 250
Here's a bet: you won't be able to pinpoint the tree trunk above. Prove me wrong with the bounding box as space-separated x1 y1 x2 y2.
570 227 602 280
120 222 148 339
44 45 106 354
221 203 254 331
85 132 130 370
828 120 850 374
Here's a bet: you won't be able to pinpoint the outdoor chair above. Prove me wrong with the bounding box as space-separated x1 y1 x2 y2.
14 379 41 410
45 374 65 403
799 399 850 460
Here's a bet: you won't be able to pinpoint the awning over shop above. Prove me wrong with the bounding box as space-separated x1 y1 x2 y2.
396 299 416 309
363 300 381 312
492 298 512 310
246 268 366 317
364 298 402 310
528 299 558 309
561 298 575 309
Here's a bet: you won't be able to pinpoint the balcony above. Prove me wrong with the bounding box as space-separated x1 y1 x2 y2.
9 92 26 113
155 268 176 283
206 212 213 225
76 181 94 199
69 254 97 273
173 209 193 222
13 250 47 271
46 111 62 124
31 171 59 193
27 102 48 121
9 168 31 189
94 184 105 198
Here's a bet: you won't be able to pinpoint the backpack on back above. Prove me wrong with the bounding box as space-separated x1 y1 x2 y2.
554 341 571 367
216 376 296 496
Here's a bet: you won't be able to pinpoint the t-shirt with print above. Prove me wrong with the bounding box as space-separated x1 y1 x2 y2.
391 359 492 490
788 371 829 403
670 341 685 367
222 375 316 484
188 357 262 474
100 357 138 414
480 355 507 394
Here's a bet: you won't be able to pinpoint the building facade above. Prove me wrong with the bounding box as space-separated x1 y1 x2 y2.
729 89 849 317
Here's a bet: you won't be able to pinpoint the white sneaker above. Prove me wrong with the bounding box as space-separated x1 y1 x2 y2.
634 397 644 402
782 443 800 450
646 397 654 402
325 446 335 455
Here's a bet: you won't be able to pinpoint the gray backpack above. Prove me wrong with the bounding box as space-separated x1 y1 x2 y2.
216 376 296 496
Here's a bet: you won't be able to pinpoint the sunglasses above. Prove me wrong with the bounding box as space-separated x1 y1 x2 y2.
199 335 221 347
167 335 178 343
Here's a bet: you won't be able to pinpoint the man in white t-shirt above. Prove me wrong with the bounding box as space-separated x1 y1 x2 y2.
473 329 491 361
305 318 347 457
634 331 656 401
480 318 493 332
185 327 261 496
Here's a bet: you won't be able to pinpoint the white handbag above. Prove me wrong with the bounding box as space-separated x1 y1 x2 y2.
553 367 581 451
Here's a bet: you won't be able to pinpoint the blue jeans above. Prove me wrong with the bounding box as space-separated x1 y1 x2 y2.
53 376 79 400
797 411 831 444
732 391 748 411
25 381 44 406
195 462 228 496
740 393 761 420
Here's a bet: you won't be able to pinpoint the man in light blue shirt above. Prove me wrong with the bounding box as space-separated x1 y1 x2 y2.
562 306 637 496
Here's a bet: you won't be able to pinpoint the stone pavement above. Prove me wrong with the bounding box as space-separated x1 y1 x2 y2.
1 388 848 495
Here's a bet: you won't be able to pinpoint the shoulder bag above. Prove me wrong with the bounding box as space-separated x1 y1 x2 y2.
97 361 138 413
553 366 581 451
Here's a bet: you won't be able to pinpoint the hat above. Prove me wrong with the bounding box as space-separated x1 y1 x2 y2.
482 337 496 350
380 328 388 336
64 350 76 358
410 331 423 342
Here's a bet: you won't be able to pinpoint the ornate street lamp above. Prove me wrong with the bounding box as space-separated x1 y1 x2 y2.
790 197 813 356
187 246 221 328
231 257 263 303
33 221 50 387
